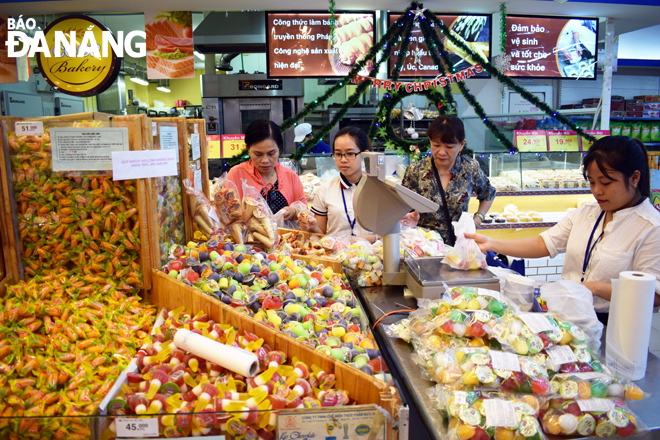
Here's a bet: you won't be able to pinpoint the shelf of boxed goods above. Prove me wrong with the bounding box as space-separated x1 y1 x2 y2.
354 282 660 440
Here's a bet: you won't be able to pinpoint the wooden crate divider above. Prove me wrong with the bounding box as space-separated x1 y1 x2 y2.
149 269 400 436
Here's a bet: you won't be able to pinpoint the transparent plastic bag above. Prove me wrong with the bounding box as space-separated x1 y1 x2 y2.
274 200 310 231
333 238 383 287
548 372 645 401
442 212 487 270
400 227 446 257
183 179 224 239
241 179 278 250
210 173 245 244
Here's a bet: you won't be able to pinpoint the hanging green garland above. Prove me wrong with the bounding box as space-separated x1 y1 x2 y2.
500 3 507 54
329 0 337 42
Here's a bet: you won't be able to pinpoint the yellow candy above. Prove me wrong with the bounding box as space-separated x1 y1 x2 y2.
462 370 479 386
455 301 468 310
455 350 466 363
426 335 443 350
578 381 592 399
512 338 529 355
469 337 485 347
495 427 515 440
560 329 573 345
457 423 476 440
467 299 481 310
544 416 562 435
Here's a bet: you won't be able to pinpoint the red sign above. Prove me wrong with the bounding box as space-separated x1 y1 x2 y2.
515 130 547 152
547 130 580 151
221 134 245 158
387 13 490 78
505 16 598 79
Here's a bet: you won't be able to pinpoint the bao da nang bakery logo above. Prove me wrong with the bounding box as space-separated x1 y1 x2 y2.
5 15 146 96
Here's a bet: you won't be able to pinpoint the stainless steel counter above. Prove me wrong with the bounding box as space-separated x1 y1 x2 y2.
354 283 660 440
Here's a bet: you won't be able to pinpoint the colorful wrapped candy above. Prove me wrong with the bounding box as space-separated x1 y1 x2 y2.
539 398 647 438
334 243 383 287
485 313 571 356
400 227 447 257
548 373 645 401
156 176 185 265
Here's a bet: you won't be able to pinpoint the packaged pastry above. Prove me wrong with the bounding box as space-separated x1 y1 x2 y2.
503 204 519 215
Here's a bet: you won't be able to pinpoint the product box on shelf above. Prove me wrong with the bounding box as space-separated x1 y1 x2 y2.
644 110 660 119
626 105 644 112
627 111 644 118
626 99 645 108
611 111 626 118
0 112 154 292
634 95 660 102
644 102 660 110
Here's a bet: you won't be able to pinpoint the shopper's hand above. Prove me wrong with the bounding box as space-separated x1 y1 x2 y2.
464 232 491 253
301 215 317 231
473 216 482 227
282 206 297 221
401 210 420 228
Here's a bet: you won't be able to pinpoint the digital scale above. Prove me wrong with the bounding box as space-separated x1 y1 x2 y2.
353 152 499 297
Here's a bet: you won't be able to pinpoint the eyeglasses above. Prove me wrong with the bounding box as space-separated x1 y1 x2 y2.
332 152 361 160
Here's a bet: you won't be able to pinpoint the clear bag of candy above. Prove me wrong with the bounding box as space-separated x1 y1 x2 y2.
241 179 279 250
539 398 648 438
484 313 573 356
548 372 645 401
543 344 609 375
443 286 518 318
442 212 487 270
433 386 548 440
333 239 383 287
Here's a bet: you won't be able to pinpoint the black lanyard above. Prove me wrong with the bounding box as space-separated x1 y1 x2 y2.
431 159 456 246
341 186 356 236
581 197 645 282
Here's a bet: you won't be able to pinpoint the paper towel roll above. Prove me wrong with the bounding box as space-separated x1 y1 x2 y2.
174 328 259 377
606 271 657 380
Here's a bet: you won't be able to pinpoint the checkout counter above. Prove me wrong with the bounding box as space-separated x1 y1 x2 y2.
350 153 660 440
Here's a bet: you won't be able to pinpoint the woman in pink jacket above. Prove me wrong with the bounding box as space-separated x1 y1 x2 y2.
226 120 307 220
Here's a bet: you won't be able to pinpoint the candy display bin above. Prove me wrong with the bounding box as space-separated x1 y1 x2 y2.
93 269 401 440
148 118 191 267
277 228 344 273
0 112 155 293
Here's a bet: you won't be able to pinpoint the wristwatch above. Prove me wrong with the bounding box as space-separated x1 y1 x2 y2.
473 212 486 222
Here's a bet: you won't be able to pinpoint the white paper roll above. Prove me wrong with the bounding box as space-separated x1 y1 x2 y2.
606 271 657 380
174 328 259 377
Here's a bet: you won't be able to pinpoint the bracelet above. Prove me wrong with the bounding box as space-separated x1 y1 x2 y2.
473 212 486 221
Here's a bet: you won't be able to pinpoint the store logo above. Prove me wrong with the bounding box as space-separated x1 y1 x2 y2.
355 425 370 436
31 16 124 96
9 97 25 104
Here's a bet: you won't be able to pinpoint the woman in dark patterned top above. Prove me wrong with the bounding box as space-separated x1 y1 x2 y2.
401 116 496 245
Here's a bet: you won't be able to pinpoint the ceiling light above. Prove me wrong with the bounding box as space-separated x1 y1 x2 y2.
157 86 171 93
194 51 205 60
130 76 149 86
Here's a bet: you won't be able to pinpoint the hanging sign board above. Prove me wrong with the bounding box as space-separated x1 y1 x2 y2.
580 130 610 151
387 12 491 79
504 15 598 79
547 130 580 151
51 127 129 171
221 134 246 158
515 130 547 152
266 11 375 78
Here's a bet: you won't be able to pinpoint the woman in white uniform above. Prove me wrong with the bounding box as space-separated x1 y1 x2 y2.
467 136 660 325
306 127 378 243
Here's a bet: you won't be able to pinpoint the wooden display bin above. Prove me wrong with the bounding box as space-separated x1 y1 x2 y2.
0 112 154 292
149 269 400 439
277 228 344 273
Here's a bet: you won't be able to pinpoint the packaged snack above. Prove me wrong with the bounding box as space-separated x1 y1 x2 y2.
443 213 487 270
641 123 651 142
651 122 660 142
548 372 644 401
621 122 631 137
241 180 278 250
631 121 642 140
539 398 647 437
212 174 245 244
436 387 548 440
184 179 224 239
485 313 570 355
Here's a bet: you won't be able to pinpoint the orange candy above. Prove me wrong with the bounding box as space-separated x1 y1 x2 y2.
543 415 562 435
625 385 644 400
494 427 515 440
457 423 476 440
577 381 592 399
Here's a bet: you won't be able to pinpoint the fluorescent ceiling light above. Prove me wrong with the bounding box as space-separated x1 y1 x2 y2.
130 76 149 86
157 86 171 93
194 51 205 60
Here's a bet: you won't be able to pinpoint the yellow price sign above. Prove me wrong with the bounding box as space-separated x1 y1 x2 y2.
515 130 547 152
547 130 580 152
580 130 610 151
207 135 221 159
221 135 246 158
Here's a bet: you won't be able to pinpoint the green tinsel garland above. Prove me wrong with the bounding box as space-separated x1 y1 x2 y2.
329 0 337 45
423 9 597 144
500 3 507 54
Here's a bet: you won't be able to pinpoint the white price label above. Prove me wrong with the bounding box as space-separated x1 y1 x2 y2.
15 121 44 135
490 351 521 372
483 399 517 428
191 133 201 160
477 288 501 300
152 122 157 136
567 372 610 380
454 391 468 405
518 313 554 334
160 126 179 163
193 169 203 190
115 417 159 437
577 398 614 412
491 323 505 337
546 345 578 366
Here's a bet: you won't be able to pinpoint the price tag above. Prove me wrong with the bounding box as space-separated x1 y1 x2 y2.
15 121 44 136
577 398 614 412
546 345 578 366
193 169 203 190
454 391 468 406
490 351 521 372
515 130 547 152
115 417 159 437
191 133 201 161
483 399 517 428
221 134 246 158
518 313 554 334
151 122 157 136
580 130 610 151
547 130 580 152
207 135 221 159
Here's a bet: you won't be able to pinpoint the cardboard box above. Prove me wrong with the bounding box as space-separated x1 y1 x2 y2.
626 111 643 118
582 98 600 105
643 110 660 118
644 102 660 110
634 95 660 102
626 99 645 107
626 105 644 112
611 111 626 118
611 95 625 103
611 102 625 111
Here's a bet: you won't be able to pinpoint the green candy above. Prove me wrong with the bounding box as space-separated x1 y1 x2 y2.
450 310 465 323
591 381 608 398
488 299 506 317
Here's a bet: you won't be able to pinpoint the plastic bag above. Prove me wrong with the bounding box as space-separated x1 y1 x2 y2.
548 372 645 401
333 238 383 287
274 200 310 231
540 280 604 353
212 174 245 244
484 313 566 355
241 179 278 250
183 179 223 239
539 398 647 437
400 227 446 257
442 212 487 270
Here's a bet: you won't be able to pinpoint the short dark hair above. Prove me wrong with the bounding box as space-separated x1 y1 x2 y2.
427 115 465 145
583 136 650 198
333 126 371 152
245 120 284 154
